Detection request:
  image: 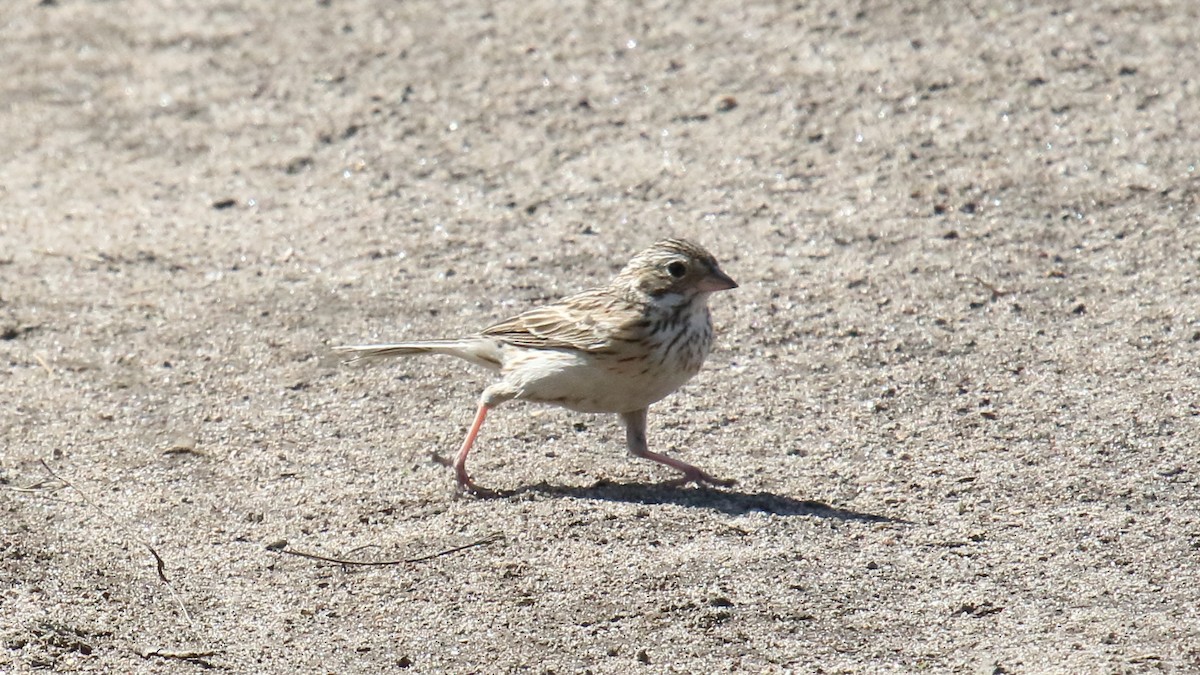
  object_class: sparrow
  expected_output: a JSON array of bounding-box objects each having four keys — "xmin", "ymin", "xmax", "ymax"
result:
[{"xmin": 334, "ymin": 238, "xmax": 738, "ymax": 494}]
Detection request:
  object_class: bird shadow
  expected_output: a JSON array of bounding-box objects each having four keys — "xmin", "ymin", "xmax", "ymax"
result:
[{"xmin": 496, "ymin": 480, "xmax": 909, "ymax": 524}]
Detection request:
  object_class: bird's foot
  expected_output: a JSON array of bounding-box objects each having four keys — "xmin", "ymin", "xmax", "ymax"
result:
[
  {"xmin": 661, "ymin": 468, "xmax": 736, "ymax": 489},
  {"xmin": 455, "ymin": 475, "xmax": 502, "ymax": 499}
]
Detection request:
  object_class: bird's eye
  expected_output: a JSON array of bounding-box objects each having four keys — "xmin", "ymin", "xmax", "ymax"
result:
[{"xmin": 666, "ymin": 261, "xmax": 687, "ymax": 278}]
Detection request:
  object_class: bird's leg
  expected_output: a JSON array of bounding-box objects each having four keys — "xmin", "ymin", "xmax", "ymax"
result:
[
  {"xmin": 620, "ymin": 408, "xmax": 735, "ymax": 488},
  {"xmin": 454, "ymin": 402, "xmax": 494, "ymax": 495}
]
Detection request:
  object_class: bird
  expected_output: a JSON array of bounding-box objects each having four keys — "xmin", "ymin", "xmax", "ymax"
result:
[{"xmin": 333, "ymin": 238, "xmax": 738, "ymax": 495}]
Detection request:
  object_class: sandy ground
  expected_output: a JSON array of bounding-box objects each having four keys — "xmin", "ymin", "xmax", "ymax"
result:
[{"xmin": 2, "ymin": 0, "xmax": 1199, "ymax": 672}]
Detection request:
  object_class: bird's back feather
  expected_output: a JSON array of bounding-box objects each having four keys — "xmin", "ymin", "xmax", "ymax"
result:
[{"xmin": 481, "ymin": 287, "xmax": 646, "ymax": 353}]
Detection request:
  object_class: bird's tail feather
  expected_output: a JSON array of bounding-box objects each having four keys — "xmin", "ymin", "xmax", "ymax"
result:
[{"xmin": 331, "ymin": 339, "xmax": 501, "ymax": 370}]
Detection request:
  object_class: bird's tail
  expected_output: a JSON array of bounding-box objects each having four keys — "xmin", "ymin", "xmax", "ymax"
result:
[{"xmin": 331, "ymin": 338, "xmax": 502, "ymax": 370}]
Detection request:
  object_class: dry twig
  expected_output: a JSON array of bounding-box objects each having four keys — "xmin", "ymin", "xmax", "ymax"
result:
[
  {"xmin": 971, "ymin": 275, "xmax": 1011, "ymax": 298},
  {"xmin": 33, "ymin": 353, "xmax": 54, "ymax": 376},
  {"xmin": 270, "ymin": 534, "xmax": 504, "ymax": 568},
  {"xmin": 35, "ymin": 460, "xmax": 191, "ymax": 622},
  {"xmin": 137, "ymin": 646, "xmax": 219, "ymax": 667}
]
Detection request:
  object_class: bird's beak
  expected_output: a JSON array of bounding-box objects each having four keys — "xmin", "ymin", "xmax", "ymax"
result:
[{"xmin": 697, "ymin": 267, "xmax": 738, "ymax": 292}]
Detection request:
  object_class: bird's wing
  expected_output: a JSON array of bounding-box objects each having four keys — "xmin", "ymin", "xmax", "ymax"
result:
[{"xmin": 481, "ymin": 289, "xmax": 644, "ymax": 353}]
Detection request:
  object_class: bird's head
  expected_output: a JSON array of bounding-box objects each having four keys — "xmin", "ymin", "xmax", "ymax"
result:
[{"xmin": 615, "ymin": 238, "xmax": 737, "ymax": 301}]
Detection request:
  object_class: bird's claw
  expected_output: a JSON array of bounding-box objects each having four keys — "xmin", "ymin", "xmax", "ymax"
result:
[
  {"xmin": 662, "ymin": 470, "xmax": 736, "ymax": 489},
  {"xmin": 456, "ymin": 479, "xmax": 502, "ymax": 499}
]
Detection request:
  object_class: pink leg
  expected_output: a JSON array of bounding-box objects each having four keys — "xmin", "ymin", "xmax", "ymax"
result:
[
  {"xmin": 454, "ymin": 403, "xmax": 490, "ymax": 493},
  {"xmin": 620, "ymin": 409, "xmax": 735, "ymax": 487},
  {"xmin": 635, "ymin": 447, "xmax": 736, "ymax": 487}
]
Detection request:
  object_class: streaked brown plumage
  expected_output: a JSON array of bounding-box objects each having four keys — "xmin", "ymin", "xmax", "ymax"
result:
[{"xmin": 334, "ymin": 238, "xmax": 737, "ymax": 494}]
